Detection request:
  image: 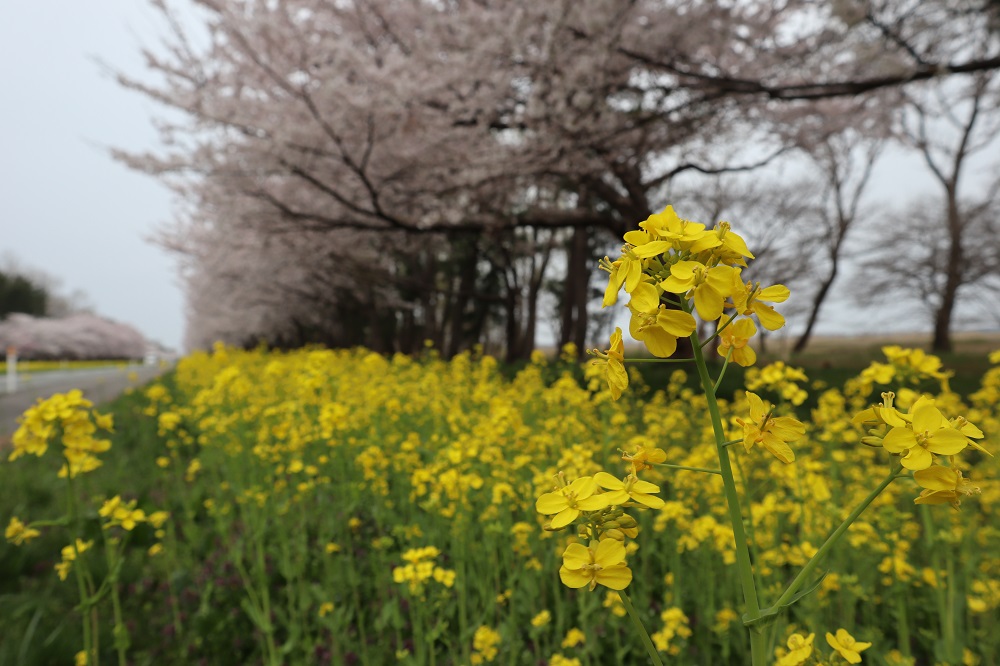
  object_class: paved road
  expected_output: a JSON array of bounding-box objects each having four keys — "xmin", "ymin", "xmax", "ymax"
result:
[{"xmin": 0, "ymin": 365, "xmax": 169, "ymax": 437}]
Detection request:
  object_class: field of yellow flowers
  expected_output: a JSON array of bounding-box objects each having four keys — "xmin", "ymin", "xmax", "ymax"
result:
[{"xmin": 2, "ymin": 342, "xmax": 998, "ymax": 666}]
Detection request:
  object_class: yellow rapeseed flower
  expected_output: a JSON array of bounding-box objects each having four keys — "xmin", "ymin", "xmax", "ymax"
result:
[
  {"xmin": 5, "ymin": 516, "xmax": 41, "ymax": 546},
  {"xmin": 536, "ymin": 476, "xmax": 608, "ymax": 529},
  {"xmin": 530, "ymin": 610, "xmax": 552, "ymax": 627},
  {"xmin": 913, "ymin": 466, "xmax": 981, "ymax": 509},
  {"xmin": 590, "ymin": 328, "xmax": 628, "ymax": 400},
  {"xmin": 558, "ymin": 539, "xmax": 632, "ymax": 591},
  {"xmin": 470, "ymin": 625, "xmax": 501, "ymax": 664},
  {"xmin": 717, "ymin": 316, "xmax": 757, "ymax": 367},
  {"xmin": 659, "ymin": 260, "xmax": 738, "ymax": 321},
  {"xmin": 777, "ymin": 632, "xmax": 814, "ymax": 666},
  {"xmin": 735, "ymin": 392, "xmax": 805, "ymax": 463},
  {"xmin": 881, "ymin": 397, "xmax": 969, "ymax": 470},
  {"xmin": 729, "ymin": 279, "xmax": 789, "ymax": 330},
  {"xmin": 627, "ymin": 305, "xmax": 697, "ymax": 358},
  {"xmin": 561, "ymin": 628, "xmax": 586, "ymax": 648},
  {"xmin": 593, "ymin": 472, "xmax": 665, "ymax": 509},
  {"xmin": 825, "ymin": 629, "xmax": 871, "ymax": 664},
  {"xmin": 548, "ymin": 655, "xmax": 582, "ymax": 666},
  {"xmin": 99, "ymin": 496, "xmax": 147, "ymax": 531}
]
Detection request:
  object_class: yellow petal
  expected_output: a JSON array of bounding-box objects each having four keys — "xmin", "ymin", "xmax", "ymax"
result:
[
  {"xmin": 535, "ymin": 492, "xmax": 569, "ymax": 515},
  {"xmin": 561, "ymin": 543, "xmax": 591, "ymax": 569},
  {"xmin": 753, "ymin": 303, "xmax": 785, "ymax": 330},
  {"xmin": 638, "ymin": 327, "xmax": 678, "ymax": 358},
  {"xmin": 559, "ymin": 565, "xmax": 593, "ymax": 589},
  {"xmin": 656, "ymin": 310, "xmax": 697, "ymax": 337},
  {"xmin": 593, "ymin": 538, "xmax": 627, "ymax": 566},
  {"xmin": 624, "ymin": 260, "xmax": 643, "ymax": 293},
  {"xmin": 628, "ymin": 282, "xmax": 660, "ymax": 313},
  {"xmin": 659, "ymin": 275, "xmax": 691, "ymax": 294},
  {"xmin": 631, "ymin": 241, "xmax": 672, "ymax": 258},
  {"xmin": 901, "ymin": 446, "xmax": 933, "ymax": 470},
  {"xmin": 623, "ymin": 230, "xmax": 650, "ymax": 246},
  {"xmin": 693, "ymin": 284, "xmax": 725, "ymax": 321},
  {"xmin": 550, "ymin": 507, "xmax": 580, "ymax": 529},
  {"xmin": 881, "ymin": 427, "xmax": 916, "ymax": 453},
  {"xmin": 758, "ymin": 285, "xmax": 790, "ymax": 303},
  {"xmin": 745, "ymin": 392, "xmax": 765, "ymax": 423},
  {"xmin": 595, "ymin": 564, "xmax": 633, "ymax": 590},
  {"xmin": 912, "ymin": 404, "xmax": 945, "ymax": 433},
  {"xmin": 631, "ymin": 493, "xmax": 665, "ymax": 509},
  {"xmin": 926, "ymin": 429, "xmax": 968, "ymax": 455},
  {"xmin": 762, "ymin": 436, "xmax": 795, "ymax": 463},
  {"xmin": 630, "ymin": 478, "xmax": 661, "ymax": 494},
  {"xmin": 593, "ymin": 472, "xmax": 623, "ymax": 491},
  {"xmin": 913, "ymin": 465, "xmax": 958, "ymax": 490},
  {"xmin": 568, "ymin": 476, "xmax": 599, "ymax": 498}
]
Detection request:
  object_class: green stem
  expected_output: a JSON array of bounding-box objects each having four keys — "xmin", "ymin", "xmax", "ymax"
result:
[
  {"xmin": 772, "ymin": 463, "xmax": 901, "ymax": 609},
  {"xmin": 749, "ymin": 628, "xmax": 770, "ymax": 666},
  {"xmin": 655, "ymin": 462, "xmax": 722, "ymax": 475},
  {"xmin": 896, "ymin": 594, "xmax": 911, "ymax": 657},
  {"xmin": 945, "ymin": 548, "xmax": 958, "ymax": 660},
  {"xmin": 618, "ymin": 589, "xmax": 664, "ymax": 666},
  {"xmin": 713, "ymin": 347, "xmax": 733, "ymax": 395},
  {"xmin": 622, "ymin": 357, "xmax": 694, "ymax": 364},
  {"xmin": 690, "ymin": 332, "xmax": 762, "ymax": 621},
  {"xmin": 65, "ymin": 471, "xmax": 95, "ymax": 665},
  {"xmin": 106, "ymin": 537, "xmax": 129, "ymax": 666}
]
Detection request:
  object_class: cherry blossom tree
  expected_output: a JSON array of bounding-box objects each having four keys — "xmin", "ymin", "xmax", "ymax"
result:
[
  {"xmin": 117, "ymin": 0, "xmax": 1000, "ymax": 354},
  {"xmin": 0, "ymin": 313, "xmax": 147, "ymax": 360}
]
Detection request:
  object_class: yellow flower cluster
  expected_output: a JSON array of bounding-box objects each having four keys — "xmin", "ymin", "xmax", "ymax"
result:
[
  {"xmin": 535, "ymin": 464, "xmax": 665, "ymax": 591},
  {"xmin": 735, "ymin": 391, "xmax": 807, "ymax": 463},
  {"xmin": 9, "ymin": 390, "xmax": 114, "ymax": 478},
  {"xmin": 99, "ymin": 495, "xmax": 148, "ymax": 531},
  {"xmin": 117, "ymin": 341, "xmax": 998, "ymax": 663},
  {"xmin": 774, "ymin": 628, "xmax": 871, "ymax": 665},
  {"xmin": 847, "ymin": 345, "xmax": 953, "ymax": 398},
  {"xmin": 391, "ymin": 545, "xmax": 456, "ymax": 593},
  {"xmin": 55, "ymin": 539, "xmax": 93, "ymax": 581},
  {"xmin": 470, "ymin": 625, "xmax": 501, "ymax": 664},
  {"xmin": 854, "ymin": 392, "xmax": 986, "ymax": 507},
  {"xmin": 594, "ymin": 206, "xmax": 789, "ymax": 398},
  {"xmin": 4, "ymin": 516, "xmax": 41, "ymax": 546},
  {"xmin": 651, "ymin": 606, "xmax": 691, "ymax": 655},
  {"xmin": 745, "ymin": 361, "xmax": 809, "ymax": 406}
]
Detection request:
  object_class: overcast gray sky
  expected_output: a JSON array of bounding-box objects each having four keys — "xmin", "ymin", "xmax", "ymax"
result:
[
  {"xmin": 1, "ymin": 2, "xmax": 182, "ymax": 351},
  {"xmin": 1, "ymin": 3, "xmax": 994, "ymax": 355}
]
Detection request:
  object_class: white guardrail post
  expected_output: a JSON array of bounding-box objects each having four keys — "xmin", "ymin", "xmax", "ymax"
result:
[{"xmin": 5, "ymin": 346, "xmax": 16, "ymax": 394}]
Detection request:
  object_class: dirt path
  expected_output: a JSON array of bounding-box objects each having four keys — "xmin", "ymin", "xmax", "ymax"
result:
[{"xmin": 0, "ymin": 365, "xmax": 168, "ymax": 438}]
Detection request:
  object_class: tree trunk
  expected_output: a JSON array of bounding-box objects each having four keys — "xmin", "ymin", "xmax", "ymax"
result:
[
  {"xmin": 932, "ymin": 194, "xmax": 963, "ymax": 353},
  {"xmin": 504, "ymin": 291, "xmax": 522, "ymax": 363},
  {"xmin": 792, "ymin": 264, "xmax": 838, "ymax": 354},
  {"xmin": 559, "ymin": 227, "xmax": 589, "ymax": 352},
  {"xmin": 445, "ymin": 240, "xmax": 478, "ymax": 357}
]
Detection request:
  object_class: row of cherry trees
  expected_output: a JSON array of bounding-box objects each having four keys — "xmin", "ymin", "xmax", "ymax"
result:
[
  {"xmin": 119, "ymin": 0, "xmax": 1000, "ymax": 356},
  {"xmin": 0, "ymin": 314, "xmax": 148, "ymax": 361}
]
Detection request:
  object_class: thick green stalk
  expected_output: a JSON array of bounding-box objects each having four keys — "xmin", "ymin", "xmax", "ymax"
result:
[
  {"xmin": 690, "ymin": 335, "xmax": 762, "ymax": 621},
  {"xmin": 618, "ymin": 589, "xmax": 664, "ymax": 666}
]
